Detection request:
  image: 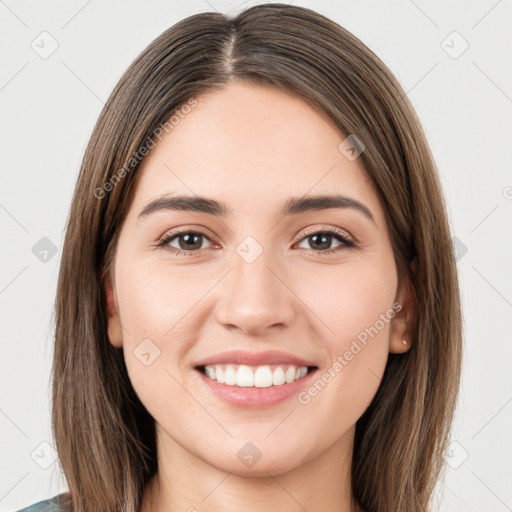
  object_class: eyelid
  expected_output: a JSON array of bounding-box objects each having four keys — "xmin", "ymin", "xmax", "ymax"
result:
[
  {"xmin": 156, "ymin": 225, "xmax": 218, "ymax": 245},
  {"xmin": 294, "ymin": 224, "xmax": 353, "ymax": 244}
]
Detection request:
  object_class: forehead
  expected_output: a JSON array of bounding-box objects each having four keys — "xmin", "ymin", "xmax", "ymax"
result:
[{"xmin": 130, "ymin": 82, "xmax": 382, "ymax": 221}]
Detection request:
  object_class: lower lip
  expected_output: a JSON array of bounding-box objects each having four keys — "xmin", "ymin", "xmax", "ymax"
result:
[{"xmin": 195, "ymin": 367, "xmax": 318, "ymax": 409}]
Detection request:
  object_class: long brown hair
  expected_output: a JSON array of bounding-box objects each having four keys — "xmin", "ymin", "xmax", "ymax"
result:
[{"xmin": 51, "ymin": 4, "xmax": 463, "ymax": 511}]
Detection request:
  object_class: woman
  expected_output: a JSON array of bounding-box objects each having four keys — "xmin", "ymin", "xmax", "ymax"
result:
[{"xmin": 18, "ymin": 3, "xmax": 462, "ymax": 511}]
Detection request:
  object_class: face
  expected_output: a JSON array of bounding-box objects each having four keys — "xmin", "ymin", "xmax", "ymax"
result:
[{"xmin": 105, "ymin": 82, "xmax": 413, "ymax": 476}]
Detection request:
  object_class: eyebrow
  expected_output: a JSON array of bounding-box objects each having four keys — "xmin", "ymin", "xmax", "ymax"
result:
[{"xmin": 137, "ymin": 194, "xmax": 376, "ymax": 224}]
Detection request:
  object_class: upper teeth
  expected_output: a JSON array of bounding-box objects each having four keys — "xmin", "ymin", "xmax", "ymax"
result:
[{"xmin": 203, "ymin": 364, "xmax": 309, "ymax": 387}]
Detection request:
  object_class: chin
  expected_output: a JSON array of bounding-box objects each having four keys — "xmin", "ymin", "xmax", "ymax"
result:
[{"xmin": 199, "ymin": 440, "xmax": 309, "ymax": 477}]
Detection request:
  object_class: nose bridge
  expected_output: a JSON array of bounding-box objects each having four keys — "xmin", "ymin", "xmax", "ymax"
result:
[{"xmin": 215, "ymin": 237, "xmax": 295, "ymax": 335}]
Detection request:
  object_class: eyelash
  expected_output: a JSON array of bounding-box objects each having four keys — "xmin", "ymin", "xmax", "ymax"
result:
[{"xmin": 155, "ymin": 225, "xmax": 356, "ymax": 257}]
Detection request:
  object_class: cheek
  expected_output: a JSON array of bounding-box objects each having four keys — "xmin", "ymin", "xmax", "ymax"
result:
[
  {"xmin": 115, "ymin": 258, "xmax": 201, "ymax": 339},
  {"xmin": 299, "ymin": 257, "xmax": 397, "ymax": 348},
  {"xmin": 112, "ymin": 258, "xmax": 193, "ymax": 376},
  {"xmin": 292, "ymin": 259, "xmax": 396, "ymax": 414},
  {"xmin": 114, "ymin": 260, "xmax": 203, "ymax": 427}
]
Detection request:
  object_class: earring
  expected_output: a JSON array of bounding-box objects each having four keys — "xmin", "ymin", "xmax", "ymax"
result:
[{"xmin": 402, "ymin": 339, "xmax": 407, "ymax": 345}]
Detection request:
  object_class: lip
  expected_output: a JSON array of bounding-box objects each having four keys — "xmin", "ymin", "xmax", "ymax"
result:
[
  {"xmin": 195, "ymin": 365, "xmax": 319, "ymax": 409},
  {"xmin": 193, "ymin": 349, "xmax": 317, "ymax": 368}
]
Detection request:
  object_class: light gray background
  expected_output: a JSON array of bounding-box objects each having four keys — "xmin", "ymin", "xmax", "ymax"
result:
[{"xmin": 1, "ymin": 0, "xmax": 511, "ymax": 510}]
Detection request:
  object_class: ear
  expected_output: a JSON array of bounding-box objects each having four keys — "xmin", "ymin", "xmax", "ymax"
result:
[
  {"xmin": 389, "ymin": 259, "xmax": 417, "ymax": 354},
  {"xmin": 104, "ymin": 276, "xmax": 124, "ymax": 348}
]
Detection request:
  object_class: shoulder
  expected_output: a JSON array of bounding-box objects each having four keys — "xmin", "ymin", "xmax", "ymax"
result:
[{"xmin": 14, "ymin": 493, "xmax": 72, "ymax": 512}]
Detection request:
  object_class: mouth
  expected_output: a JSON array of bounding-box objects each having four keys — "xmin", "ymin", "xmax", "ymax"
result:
[
  {"xmin": 192, "ymin": 349, "xmax": 319, "ymax": 408},
  {"xmin": 194, "ymin": 363, "xmax": 319, "ymax": 408},
  {"xmin": 195, "ymin": 363, "xmax": 318, "ymax": 388}
]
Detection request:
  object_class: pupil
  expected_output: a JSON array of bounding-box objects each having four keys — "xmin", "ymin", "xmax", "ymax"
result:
[
  {"xmin": 311, "ymin": 233, "xmax": 330, "ymax": 250},
  {"xmin": 180, "ymin": 233, "xmax": 201, "ymax": 250}
]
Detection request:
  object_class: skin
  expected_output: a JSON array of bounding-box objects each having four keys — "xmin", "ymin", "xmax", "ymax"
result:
[{"xmin": 105, "ymin": 82, "xmax": 415, "ymax": 512}]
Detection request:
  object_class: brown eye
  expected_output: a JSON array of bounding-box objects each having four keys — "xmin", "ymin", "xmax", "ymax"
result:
[
  {"xmin": 157, "ymin": 230, "xmax": 214, "ymax": 255},
  {"xmin": 295, "ymin": 227, "xmax": 355, "ymax": 254},
  {"xmin": 173, "ymin": 232, "xmax": 206, "ymax": 251}
]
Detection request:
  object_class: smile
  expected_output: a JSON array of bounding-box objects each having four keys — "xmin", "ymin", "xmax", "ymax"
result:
[{"xmin": 198, "ymin": 363, "xmax": 316, "ymax": 388}]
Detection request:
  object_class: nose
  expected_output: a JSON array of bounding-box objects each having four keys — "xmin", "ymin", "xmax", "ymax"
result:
[{"xmin": 214, "ymin": 247, "xmax": 296, "ymax": 337}]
